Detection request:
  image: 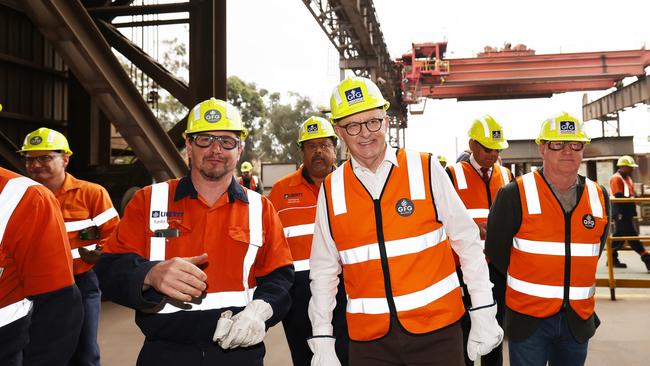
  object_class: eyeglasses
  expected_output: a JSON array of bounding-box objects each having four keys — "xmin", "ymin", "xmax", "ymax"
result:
[
  {"xmin": 302, "ymin": 141, "xmax": 334, "ymax": 152},
  {"xmin": 546, "ymin": 141, "xmax": 585, "ymax": 152},
  {"xmin": 190, "ymin": 134, "xmax": 239, "ymax": 150},
  {"xmin": 24, "ymin": 154, "xmax": 60, "ymax": 165},
  {"xmin": 338, "ymin": 117, "xmax": 384, "ymax": 136}
]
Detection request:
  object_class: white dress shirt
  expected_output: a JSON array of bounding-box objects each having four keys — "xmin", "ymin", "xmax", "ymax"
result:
[
  {"xmin": 469, "ymin": 154, "xmax": 492, "ymax": 178},
  {"xmin": 308, "ymin": 146, "xmax": 494, "ymax": 336}
]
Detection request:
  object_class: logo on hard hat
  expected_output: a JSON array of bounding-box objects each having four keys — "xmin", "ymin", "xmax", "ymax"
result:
[
  {"xmin": 345, "ymin": 87, "xmax": 364, "ymax": 105},
  {"xmin": 582, "ymin": 214, "xmax": 595, "ymax": 229},
  {"xmin": 29, "ymin": 136, "xmax": 43, "ymax": 146},
  {"xmin": 204, "ymin": 109, "xmax": 222, "ymax": 123},
  {"xmin": 307, "ymin": 123, "xmax": 319, "ymax": 134},
  {"xmin": 492, "ymin": 130, "xmax": 502, "ymax": 140},
  {"xmin": 395, "ymin": 198, "xmax": 415, "ymax": 217},
  {"xmin": 559, "ymin": 121, "xmax": 576, "ymax": 134}
]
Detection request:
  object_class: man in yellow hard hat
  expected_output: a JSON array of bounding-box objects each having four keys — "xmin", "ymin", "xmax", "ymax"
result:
[
  {"xmin": 268, "ymin": 116, "xmax": 349, "ymax": 366},
  {"xmin": 238, "ymin": 161, "xmax": 264, "ymax": 194},
  {"xmin": 18, "ymin": 127, "xmax": 120, "ymax": 366},
  {"xmin": 308, "ymin": 76, "xmax": 502, "ymax": 365},
  {"xmin": 486, "ymin": 112, "xmax": 610, "ymax": 366},
  {"xmin": 446, "ymin": 116, "xmax": 513, "ymax": 366},
  {"xmin": 95, "ymin": 98, "xmax": 294, "ymax": 365},
  {"xmin": 609, "ymin": 155, "xmax": 650, "ymax": 270}
]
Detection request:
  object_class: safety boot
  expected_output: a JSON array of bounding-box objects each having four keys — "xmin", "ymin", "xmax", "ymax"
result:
[
  {"xmin": 641, "ymin": 254, "xmax": 650, "ymax": 272},
  {"xmin": 612, "ymin": 257, "xmax": 627, "ymax": 268}
]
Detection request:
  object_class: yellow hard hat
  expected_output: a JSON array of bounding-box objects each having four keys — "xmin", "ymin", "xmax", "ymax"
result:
[
  {"xmin": 240, "ymin": 161, "xmax": 253, "ymax": 172},
  {"xmin": 437, "ymin": 155, "xmax": 447, "ymax": 163},
  {"xmin": 468, "ymin": 115, "xmax": 509, "ymax": 150},
  {"xmin": 330, "ymin": 76, "xmax": 390, "ymax": 121},
  {"xmin": 18, "ymin": 127, "xmax": 73, "ymax": 155},
  {"xmin": 298, "ymin": 116, "xmax": 337, "ymax": 145},
  {"xmin": 617, "ymin": 155, "xmax": 638, "ymax": 168},
  {"xmin": 535, "ymin": 112, "xmax": 590, "ymax": 144},
  {"xmin": 184, "ymin": 98, "xmax": 248, "ymax": 140},
  {"xmin": 0, "ymin": 103, "xmax": 3, "ymax": 112}
]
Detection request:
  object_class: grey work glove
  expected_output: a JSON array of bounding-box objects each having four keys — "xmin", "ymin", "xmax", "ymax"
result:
[
  {"xmin": 467, "ymin": 302, "xmax": 504, "ymax": 361},
  {"xmin": 212, "ymin": 310, "xmax": 233, "ymax": 343},
  {"xmin": 218, "ymin": 300, "xmax": 273, "ymax": 349},
  {"xmin": 308, "ymin": 337, "xmax": 341, "ymax": 366}
]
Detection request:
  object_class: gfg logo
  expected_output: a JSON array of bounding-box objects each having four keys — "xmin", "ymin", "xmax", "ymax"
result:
[
  {"xmin": 582, "ymin": 214, "xmax": 595, "ymax": 229},
  {"xmin": 204, "ymin": 109, "xmax": 222, "ymax": 123},
  {"xmin": 559, "ymin": 121, "xmax": 576, "ymax": 134},
  {"xmin": 29, "ymin": 136, "xmax": 42, "ymax": 145},
  {"xmin": 492, "ymin": 130, "xmax": 502, "ymax": 140},
  {"xmin": 345, "ymin": 87, "xmax": 364, "ymax": 105},
  {"xmin": 307, "ymin": 123, "xmax": 319, "ymax": 134},
  {"xmin": 395, "ymin": 198, "xmax": 414, "ymax": 217}
]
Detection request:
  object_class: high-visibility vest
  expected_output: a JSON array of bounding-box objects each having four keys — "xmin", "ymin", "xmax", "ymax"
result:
[
  {"xmin": 238, "ymin": 175, "xmax": 259, "ymax": 191},
  {"xmin": 147, "ymin": 182, "xmax": 264, "ymax": 314},
  {"xmin": 268, "ymin": 167, "xmax": 318, "ymax": 272},
  {"xmin": 448, "ymin": 161, "xmax": 511, "ymax": 225},
  {"xmin": 0, "ymin": 177, "xmax": 38, "ymax": 328},
  {"xmin": 324, "ymin": 149, "xmax": 464, "ymax": 341},
  {"xmin": 507, "ymin": 171, "xmax": 607, "ymax": 320},
  {"xmin": 610, "ymin": 172, "xmax": 634, "ymax": 198}
]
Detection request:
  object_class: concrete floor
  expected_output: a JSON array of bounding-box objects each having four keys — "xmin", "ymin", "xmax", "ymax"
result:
[{"xmin": 98, "ymin": 251, "xmax": 650, "ymax": 365}]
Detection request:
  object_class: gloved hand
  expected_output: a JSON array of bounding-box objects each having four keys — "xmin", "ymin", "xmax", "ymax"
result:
[
  {"xmin": 308, "ymin": 337, "xmax": 341, "ymax": 366},
  {"xmin": 467, "ymin": 302, "xmax": 503, "ymax": 361},
  {"xmin": 212, "ymin": 310, "xmax": 233, "ymax": 343},
  {"xmin": 218, "ymin": 300, "xmax": 273, "ymax": 349}
]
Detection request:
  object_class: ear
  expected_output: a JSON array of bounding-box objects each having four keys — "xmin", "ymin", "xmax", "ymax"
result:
[{"xmin": 61, "ymin": 154, "xmax": 70, "ymax": 168}]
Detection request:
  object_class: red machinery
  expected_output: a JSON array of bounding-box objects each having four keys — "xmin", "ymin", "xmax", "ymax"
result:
[{"xmin": 397, "ymin": 42, "xmax": 650, "ymax": 110}]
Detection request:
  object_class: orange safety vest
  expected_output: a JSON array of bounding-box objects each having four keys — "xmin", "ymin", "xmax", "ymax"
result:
[
  {"xmin": 448, "ymin": 161, "xmax": 512, "ymax": 226},
  {"xmin": 323, "ymin": 149, "xmax": 464, "ymax": 341},
  {"xmin": 268, "ymin": 166, "xmax": 319, "ymax": 272},
  {"xmin": 507, "ymin": 171, "xmax": 607, "ymax": 320},
  {"xmin": 609, "ymin": 172, "xmax": 634, "ymax": 197},
  {"xmin": 238, "ymin": 175, "xmax": 259, "ymax": 192}
]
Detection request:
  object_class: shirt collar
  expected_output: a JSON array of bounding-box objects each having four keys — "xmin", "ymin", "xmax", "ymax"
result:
[
  {"xmin": 58, "ymin": 173, "xmax": 82, "ymax": 193},
  {"xmin": 469, "ymin": 154, "xmax": 491, "ymax": 173},
  {"xmin": 350, "ymin": 146, "xmax": 398, "ymax": 172},
  {"xmin": 174, "ymin": 175, "xmax": 248, "ymax": 204}
]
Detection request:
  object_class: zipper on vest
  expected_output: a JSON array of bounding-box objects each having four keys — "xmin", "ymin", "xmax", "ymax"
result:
[
  {"xmin": 563, "ymin": 211, "xmax": 572, "ymax": 308},
  {"xmin": 373, "ymin": 199, "xmax": 398, "ymax": 318}
]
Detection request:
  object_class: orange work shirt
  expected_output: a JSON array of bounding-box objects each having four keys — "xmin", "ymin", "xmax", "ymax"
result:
[
  {"xmin": 268, "ymin": 165, "xmax": 321, "ymax": 272},
  {"xmin": 55, "ymin": 173, "xmax": 119, "ymax": 275},
  {"xmin": 0, "ymin": 167, "xmax": 74, "ymax": 316}
]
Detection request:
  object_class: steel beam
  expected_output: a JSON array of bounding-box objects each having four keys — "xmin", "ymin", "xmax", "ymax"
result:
[
  {"xmin": 583, "ymin": 76, "xmax": 650, "ymax": 122},
  {"xmin": 112, "ymin": 18, "xmax": 189, "ymax": 28},
  {"xmin": 86, "ymin": 2, "xmax": 190, "ymax": 17},
  {"xmin": 189, "ymin": 0, "xmax": 226, "ymax": 103},
  {"xmin": 96, "ymin": 19, "xmax": 190, "ymax": 107},
  {"xmin": 22, "ymin": 0, "xmax": 187, "ymax": 181},
  {"xmin": 0, "ymin": 130, "xmax": 27, "ymax": 174}
]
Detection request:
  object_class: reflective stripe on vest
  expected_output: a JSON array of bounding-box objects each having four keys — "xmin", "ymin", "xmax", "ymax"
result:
[
  {"xmin": 0, "ymin": 177, "xmax": 38, "ymax": 327},
  {"xmin": 64, "ymin": 207, "xmax": 119, "ymax": 233},
  {"xmin": 467, "ymin": 208, "xmax": 490, "ymax": 219},
  {"xmin": 452, "ymin": 162, "xmax": 468, "ymax": 190},
  {"xmin": 0, "ymin": 298, "xmax": 33, "ymax": 328},
  {"xmin": 347, "ymin": 272, "xmax": 460, "ymax": 314},
  {"xmin": 332, "ymin": 150, "xmax": 427, "ymax": 216},
  {"xmin": 513, "ymin": 238, "xmax": 600, "ymax": 257},
  {"xmin": 71, "ymin": 244, "xmax": 98, "ymax": 259},
  {"xmin": 339, "ymin": 227, "xmax": 447, "ymax": 265},
  {"xmin": 294, "ymin": 259, "xmax": 310, "ymax": 272},
  {"xmin": 507, "ymin": 275, "xmax": 595, "ymax": 300},
  {"xmin": 283, "ymin": 223, "xmax": 315, "ymax": 238},
  {"xmin": 148, "ymin": 185, "xmax": 264, "ymax": 312},
  {"xmin": 499, "ymin": 166, "xmax": 511, "ymax": 185},
  {"xmin": 522, "ymin": 173, "xmax": 603, "ymax": 218}
]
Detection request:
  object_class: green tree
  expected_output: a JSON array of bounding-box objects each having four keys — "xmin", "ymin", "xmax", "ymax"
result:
[{"xmin": 226, "ymin": 76, "xmax": 266, "ymax": 163}]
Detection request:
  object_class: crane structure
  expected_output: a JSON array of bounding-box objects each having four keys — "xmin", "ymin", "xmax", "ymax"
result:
[{"xmin": 397, "ymin": 41, "xmax": 650, "ymax": 109}]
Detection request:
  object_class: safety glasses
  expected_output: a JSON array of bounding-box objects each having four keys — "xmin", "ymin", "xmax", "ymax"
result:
[
  {"xmin": 546, "ymin": 141, "xmax": 585, "ymax": 152},
  {"xmin": 190, "ymin": 134, "xmax": 239, "ymax": 150},
  {"xmin": 24, "ymin": 154, "xmax": 61, "ymax": 165},
  {"xmin": 339, "ymin": 117, "xmax": 384, "ymax": 136}
]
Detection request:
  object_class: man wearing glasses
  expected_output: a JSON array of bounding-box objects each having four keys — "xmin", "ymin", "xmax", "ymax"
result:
[
  {"xmin": 308, "ymin": 76, "xmax": 502, "ymax": 365},
  {"xmin": 485, "ymin": 113, "xmax": 610, "ymax": 366},
  {"xmin": 446, "ymin": 116, "xmax": 512, "ymax": 366},
  {"xmin": 95, "ymin": 98, "xmax": 294, "ymax": 365},
  {"xmin": 18, "ymin": 127, "xmax": 119, "ymax": 366},
  {"xmin": 268, "ymin": 116, "xmax": 349, "ymax": 365}
]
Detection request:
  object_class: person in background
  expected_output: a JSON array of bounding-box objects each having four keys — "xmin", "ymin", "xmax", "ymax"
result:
[
  {"xmin": 486, "ymin": 112, "xmax": 610, "ymax": 366},
  {"xmin": 0, "ymin": 166, "xmax": 82, "ymax": 365},
  {"xmin": 308, "ymin": 76, "xmax": 502, "ymax": 366},
  {"xmin": 268, "ymin": 116, "xmax": 349, "ymax": 365},
  {"xmin": 437, "ymin": 154, "xmax": 448, "ymax": 168},
  {"xmin": 95, "ymin": 98, "xmax": 294, "ymax": 366},
  {"xmin": 19, "ymin": 127, "xmax": 119, "ymax": 366},
  {"xmin": 609, "ymin": 155, "xmax": 650, "ymax": 270},
  {"xmin": 446, "ymin": 115, "xmax": 512, "ymax": 366},
  {"xmin": 239, "ymin": 161, "xmax": 264, "ymax": 194}
]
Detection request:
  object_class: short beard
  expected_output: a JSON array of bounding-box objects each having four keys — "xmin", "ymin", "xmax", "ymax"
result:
[{"xmin": 198, "ymin": 167, "xmax": 229, "ymax": 181}]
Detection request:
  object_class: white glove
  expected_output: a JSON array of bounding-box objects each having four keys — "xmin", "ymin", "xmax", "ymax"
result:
[
  {"xmin": 212, "ymin": 310, "xmax": 233, "ymax": 343},
  {"xmin": 308, "ymin": 337, "xmax": 341, "ymax": 366},
  {"xmin": 218, "ymin": 300, "xmax": 273, "ymax": 349},
  {"xmin": 467, "ymin": 303, "xmax": 504, "ymax": 361}
]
